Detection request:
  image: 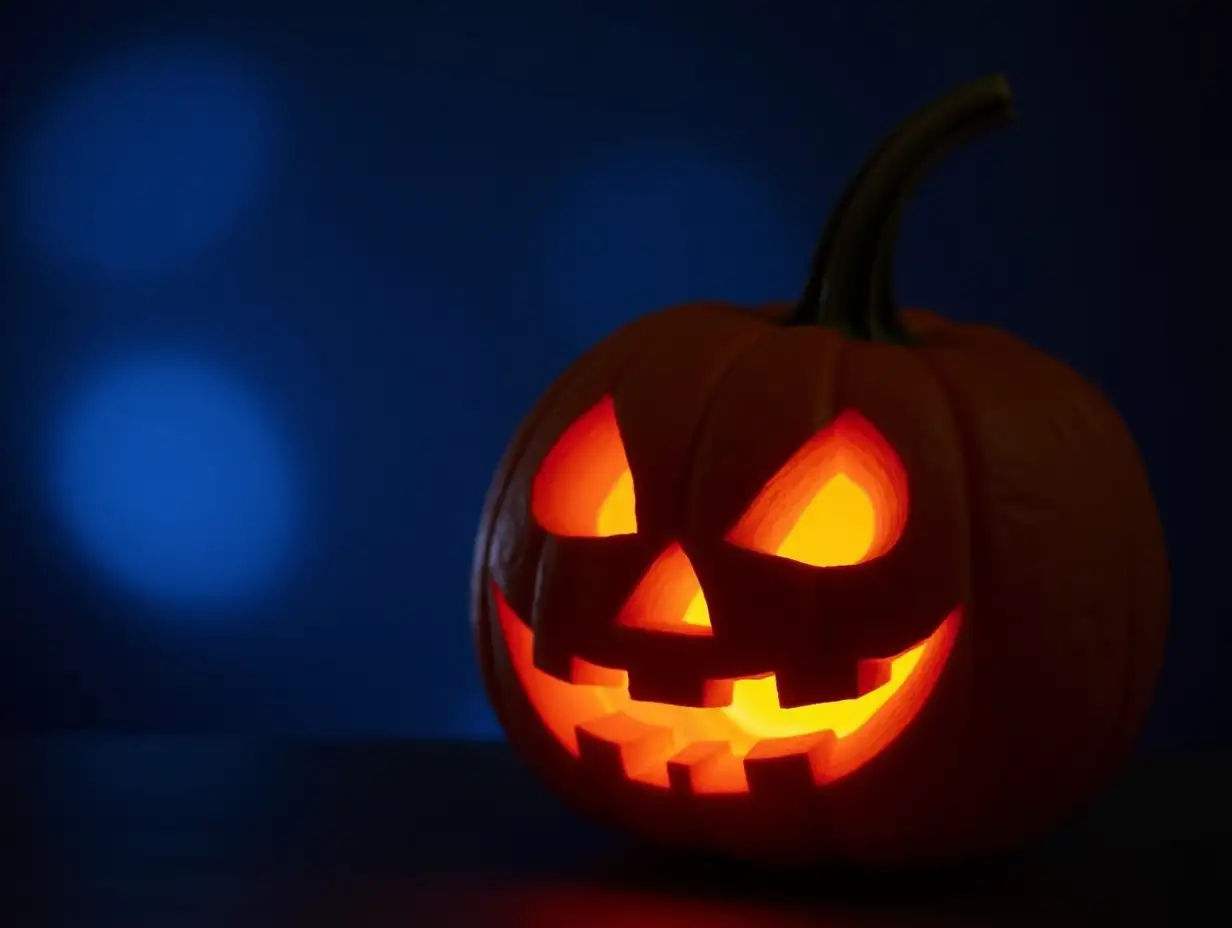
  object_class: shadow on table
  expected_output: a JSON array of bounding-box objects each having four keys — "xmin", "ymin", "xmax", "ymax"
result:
[
  {"xmin": 305, "ymin": 792, "xmax": 1223, "ymax": 927},
  {"xmin": 13, "ymin": 740, "xmax": 1222, "ymax": 927},
  {"xmin": 310, "ymin": 841, "xmax": 1098, "ymax": 927}
]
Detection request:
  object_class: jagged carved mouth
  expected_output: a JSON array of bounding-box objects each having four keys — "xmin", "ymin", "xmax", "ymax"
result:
[{"xmin": 491, "ymin": 585, "xmax": 961, "ymax": 796}]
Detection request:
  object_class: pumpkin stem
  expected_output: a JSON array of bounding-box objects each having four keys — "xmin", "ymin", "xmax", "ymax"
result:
[{"xmin": 786, "ymin": 74, "xmax": 1016, "ymax": 342}]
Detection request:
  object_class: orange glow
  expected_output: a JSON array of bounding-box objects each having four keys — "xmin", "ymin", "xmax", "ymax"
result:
[
  {"xmin": 727, "ymin": 410, "xmax": 908, "ymax": 567},
  {"xmin": 492, "ymin": 585, "xmax": 960, "ymax": 794},
  {"xmin": 532, "ymin": 396, "xmax": 638, "ymax": 537},
  {"xmin": 617, "ymin": 543, "xmax": 712, "ymax": 636}
]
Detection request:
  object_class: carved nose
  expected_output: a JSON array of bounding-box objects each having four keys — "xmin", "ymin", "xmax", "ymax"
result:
[{"xmin": 617, "ymin": 542, "xmax": 713, "ymax": 637}]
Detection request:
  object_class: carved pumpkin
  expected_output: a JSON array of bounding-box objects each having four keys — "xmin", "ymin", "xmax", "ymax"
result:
[{"xmin": 471, "ymin": 75, "xmax": 1169, "ymax": 866}]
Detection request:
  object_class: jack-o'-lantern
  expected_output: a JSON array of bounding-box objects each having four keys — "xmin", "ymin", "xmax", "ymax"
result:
[{"xmin": 471, "ymin": 74, "xmax": 1169, "ymax": 866}]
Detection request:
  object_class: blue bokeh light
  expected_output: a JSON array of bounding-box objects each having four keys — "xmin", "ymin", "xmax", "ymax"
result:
[
  {"xmin": 9, "ymin": 41, "xmax": 276, "ymax": 283},
  {"xmin": 543, "ymin": 140, "xmax": 803, "ymax": 348},
  {"xmin": 49, "ymin": 353, "xmax": 299, "ymax": 611}
]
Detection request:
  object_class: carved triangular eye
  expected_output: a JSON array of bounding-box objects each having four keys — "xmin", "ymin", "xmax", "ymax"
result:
[
  {"xmin": 532, "ymin": 396, "xmax": 638, "ymax": 537},
  {"xmin": 726, "ymin": 411, "xmax": 908, "ymax": 567}
]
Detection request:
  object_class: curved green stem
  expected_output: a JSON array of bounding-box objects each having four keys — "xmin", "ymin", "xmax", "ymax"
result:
[{"xmin": 786, "ymin": 74, "xmax": 1017, "ymax": 342}]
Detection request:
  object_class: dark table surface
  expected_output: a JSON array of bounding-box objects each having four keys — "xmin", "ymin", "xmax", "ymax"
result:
[{"xmin": 3, "ymin": 738, "xmax": 1227, "ymax": 926}]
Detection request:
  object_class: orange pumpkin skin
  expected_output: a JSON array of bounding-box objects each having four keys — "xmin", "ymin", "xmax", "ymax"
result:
[
  {"xmin": 470, "ymin": 77, "xmax": 1169, "ymax": 866},
  {"xmin": 472, "ymin": 303, "xmax": 1167, "ymax": 865}
]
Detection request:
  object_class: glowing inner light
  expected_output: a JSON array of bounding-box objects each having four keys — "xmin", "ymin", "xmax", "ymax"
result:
[
  {"xmin": 681, "ymin": 591, "xmax": 711, "ymax": 629},
  {"xmin": 776, "ymin": 473, "xmax": 875, "ymax": 567},
  {"xmin": 722, "ymin": 647, "xmax": 924, "ymax": 740},
  {"xmin": 492, "ymin": 586, "xmax": 959, "ymax": 794},
  {"xmin": 727, "ymin": 410, "xmax": 909, "ymax": 568},
  {"xmin": 508, "ymin": 405, "xmax": 951, "ymax": 793},
  {"xmin": 532, "ymin": 396, "xmax": 638, "ymax": 538},
  {"xmin": 595, "ymin": 467, "xmax": 637, "ymax": 537},
  {"xmin": 618, "ymin": 544, "xmax": 713, "ymax": 637}
]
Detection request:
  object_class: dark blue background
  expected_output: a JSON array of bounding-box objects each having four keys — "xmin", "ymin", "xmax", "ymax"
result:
[{"xmin": 1, "ymin": 0, "xmax": 1225, "ymax": 749}]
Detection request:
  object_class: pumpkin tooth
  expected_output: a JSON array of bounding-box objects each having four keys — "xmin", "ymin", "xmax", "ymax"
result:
[
  {"xmin": 575, "ymin": 712, "xmax": 676, "ymax": 787},
  {"xmin": 742, "ymin": 732, "xmax": 837, "ymax": 794},
  {"xmin": 569, "ymin": 657, "xmax": 625, "ymax": 687},
  {"xmin": 774, "ymin": 664, "xmax": 861, "ymax": 707},
  {"xmin": 667, "ymin": 742, "xmax": 747, "ymax": 796},
  {"xmin": 626, "ymin": 669, "xmax": 734, "ymax": 708},
  {"xmin": 857, "ymin": 657, "xmax": 895, "ymax": 696},
  {"xmin": 530, "ymin": 629, "xmax": 575, "ymax": 684}
]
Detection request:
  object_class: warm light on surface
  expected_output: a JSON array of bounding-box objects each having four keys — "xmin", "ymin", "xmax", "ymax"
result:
[
  {"xmin": 728, "ymin": 410, "xmax": 908, "ymax": 567},
  {"xmin": 491, "ymin": 585, "xmax": 959, "ymax": 794},
  {"xmin": 532, "ymin": 396, "xmax": 637, "ymax": 537}
]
